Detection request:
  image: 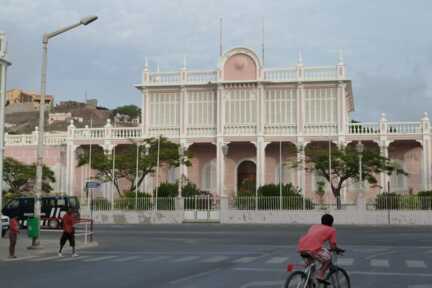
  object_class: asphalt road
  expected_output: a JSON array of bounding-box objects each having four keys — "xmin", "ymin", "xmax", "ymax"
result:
[{"xmin": 1, "ymin": 224, "xmax": 432, "ymax": 288}]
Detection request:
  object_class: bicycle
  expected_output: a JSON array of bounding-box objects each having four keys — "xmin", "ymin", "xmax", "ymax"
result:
[{"xmin": 284, "ymin": 248, "xmax": 351, "ymax": 288}]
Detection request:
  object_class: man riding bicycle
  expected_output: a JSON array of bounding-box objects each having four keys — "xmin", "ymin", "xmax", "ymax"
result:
[{"xmin": 297, "ymin": 214, "xmax": 344, "ymax": 285}]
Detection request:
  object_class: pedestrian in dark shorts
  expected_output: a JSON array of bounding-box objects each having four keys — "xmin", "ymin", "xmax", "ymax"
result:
[{"xmin": 58, "ymin": 208, "xmax": 78, "ymax": 257}]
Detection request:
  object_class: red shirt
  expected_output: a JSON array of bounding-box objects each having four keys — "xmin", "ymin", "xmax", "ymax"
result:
[
  {"xmin": 10, "ymin": 218, "xmax": 19, "ymax": 235},
  {"xmin": 298, "ymin": 224, "xmax": 337, "ymax": 252},
  {"xmin": 62, "ymin": 213, "xmax": 75, "ymax": 234}
]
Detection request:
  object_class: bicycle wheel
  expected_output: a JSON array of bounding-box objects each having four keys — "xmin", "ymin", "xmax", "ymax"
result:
[
  {"xmin": 284, "ymin": 271, "xmax": 308, "ymax": 288},
  {"xmin": 326, "ymin": 267, "xmax": 351, "ymax": 288}
]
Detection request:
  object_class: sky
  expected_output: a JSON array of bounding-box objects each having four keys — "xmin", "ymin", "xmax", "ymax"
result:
[{"xmin": 1, "ymin": 0, "xmax": 431, "ymax": 122}]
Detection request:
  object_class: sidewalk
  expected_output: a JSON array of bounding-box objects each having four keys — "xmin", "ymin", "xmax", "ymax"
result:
[{"xmin": 0, "ymin": 231, "xmax": 98, "ymax": 260}]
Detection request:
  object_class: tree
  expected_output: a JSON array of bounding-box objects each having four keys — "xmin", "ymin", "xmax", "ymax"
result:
[
  {"xmin": 304, "ymin": 144, "xmax": 406, "ymax": 209},
  {"xmin": 112, "ymin": 105, "xmax": 141, "ymax": 120},
  {"xmin": 77, "ymin": 137, "xmax": 191, "ymax": 197},
  {"xmin": 3, "ymin": 157, "xmax": 56, "ymax": 195}
]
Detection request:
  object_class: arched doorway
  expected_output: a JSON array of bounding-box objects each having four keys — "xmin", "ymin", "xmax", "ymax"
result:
[{"xmin": 237, "ymin": 160, "xmax": 256, "ymax": 193}]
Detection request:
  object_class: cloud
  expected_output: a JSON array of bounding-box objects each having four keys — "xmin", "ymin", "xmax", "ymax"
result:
[{"xmin": 0, "ymin": 0, "xmax": 431, "ymax": 120}]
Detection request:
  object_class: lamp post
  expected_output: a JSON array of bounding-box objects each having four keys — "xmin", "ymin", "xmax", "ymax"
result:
[
  {"xmin": 356, "ymin": 141, "xmax": 365, "ymax": 207},
  {"xmin": 154, "ymin": 135, "xmax": 161, "ymax": 210},
  {"xmin": 32, "ymin": 16, "xmax": 97, "ymax": 247},
  {"xmin": 0, "ymin": 32, "xmax": 11, "ymax": 211}
]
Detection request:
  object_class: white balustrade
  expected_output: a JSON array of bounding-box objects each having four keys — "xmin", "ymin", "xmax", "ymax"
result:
[
  {"xmin": 148, "ymin": 127, "xmax": 179, "ymax": 137},
  {"xmin": 304, "ymin": 123, "xmax": 337, "ymax": 135},
  {"xmin": 303, "ymin": 66, "xmax": 337, "ymax": 81},
  {"xmin": 348, "ymin": 123, "xmax": 380, "ymax": 135},
  {"xmin": 186, "ymin": 126, "xmax": 217, "ymax": 137},
  {"xmin": 112, "ymin": 127, "xmax": 142, "ymax": 139},
  {"xmin": 387, "ymin": 122, "xmax": 421, "ymax": 134},
  {"xmin": 148, "ymin": 72, "xmax": 181, "ymax": 84},
  {"xmin": 263, "ymin": 68, "xmax": 297, "ymax": 81},
  {"xmin": 224, "ymin": 124, "xmax": 257, "ymax": 136},
  {"xmin": 187, "ymin": 70, "xmax": 217, "ymax": 83},
  {"xmin": 44, "ymin": 134, "xmax": 67, "ymax": 145},
  {"xmin": 264, "ymin": 124, "xmax": 297, "ymax": 135}
]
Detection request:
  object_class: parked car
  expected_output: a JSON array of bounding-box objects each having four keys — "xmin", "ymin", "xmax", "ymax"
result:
[
  {"xmin": 1, "ymin": 196, "xmax": 80, "ymax": 229},
  {"xmin": 1, "ymin": 215, "xmax": 9, "ymax": 237}
]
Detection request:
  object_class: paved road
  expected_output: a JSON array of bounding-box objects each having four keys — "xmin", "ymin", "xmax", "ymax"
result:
[{"xmin": 1, "ymin": 224, "xmax": 432, "ymax": 287}]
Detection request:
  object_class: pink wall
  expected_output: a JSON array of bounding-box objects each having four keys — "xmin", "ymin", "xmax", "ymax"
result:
[{"xmin": 223, "ymin": 54, "xmax": 257, "ymax": 81}]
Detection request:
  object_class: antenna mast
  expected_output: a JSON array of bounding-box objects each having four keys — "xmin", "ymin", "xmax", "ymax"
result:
[{"xmin": 219, "ymin": 17, "xmax": 223, "ymax": 57}]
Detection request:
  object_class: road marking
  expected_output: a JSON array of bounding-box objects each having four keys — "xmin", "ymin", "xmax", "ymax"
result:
[
  {"xmin": 2, "ymin": 255, "xmax": 37, "ymax": 262},
  {"xmin": 233, "ymin": 257, "xmax": 259, "ymax": 264},
  {"xmin": 112, "ymin": 256, "xmax": 142, "ymax": 262},
  {"xmin": 240, "ymin": 281, "xmax": 284, "ymax": 288},
  {"xmin": 336, "ymin": 258, "xmax": 354, "ymax": 266},
  {"xmin": 370, "ymin": 259, "xmax": 389, "ymax": 267},
  {"xmin": 172, "ymin": 256, "xmax": 200, "ymax": 263},
  {"xmin": 57, "ymin": 256, "xmax": 90, "ymax": 262},
  {"xmin": 139, "ymin": 255, "xmax": 171, "ymax": 262},
  {"xmin": 29, "ymin": 255, "xmax": 62, "ymax": 262},
  {"xmin": 83, "ymin": 255, "xmax": 117, "ymax": 262},
  {"xmin": 265, "ymin": 257, "xmax": 289, "ymax": 264},
  {"xmin": 201, "ymin": 256, "xmax": 229, "ymax": 263},
  {"xmin": 169, "ymin": 268, "xmax": 222, "ymax": 284},
  {"xmin": 406, "ymin": 260, "xmax": 427, "ymax": 268}
]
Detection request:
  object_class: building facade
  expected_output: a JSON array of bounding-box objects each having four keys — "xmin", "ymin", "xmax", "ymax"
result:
[{"xmin": 3, "ymin": 47, "xmax": 432, "ymax": 204}]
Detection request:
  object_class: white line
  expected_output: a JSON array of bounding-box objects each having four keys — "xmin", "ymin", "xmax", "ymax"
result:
[
  {"xmin": 112, "ymin": 256, "xmax": 141, "ymax": 262},
  {"xmin": 406, "ymin": 260, "xmax": 427, "ymax": 268},
  {"xmin": 29, "ymin": 255, "xmax": 62, "ymax": 262},
  {"xmin": 239, "ymin": 281, "xmax": 284, "ymax": 288},
  {"xmin": 139, "ymin": 255, "xmax": 171, "ymax": 262},
  {"xmin": 172, "ymin": 256, "xmax": 200, "ymax": 263},
  {"xmin": 169, "ymin": 268, "xmax": 222, "ymax": 284},
  {"xmin": 370, "ymin": 259, "xmax": 389, "ymax": 268},
  {"xmin": 233, "ymin": 267, "xmax": 432, "ymax": 278},
  {"xmin": 201, "ymin": 256, "xmax": 229, "ymax": 263},
  {"xmin": 57, "ymin": 256, "xmax": 90, "ymax": 262},
  {"xmin": 336, "ymin": 258, "xmax": 354, "ymax": 266},
  {"xmin": 83, "ymin": 255, "xmax": 117, "ymax": 262},
  {"xmin": 265, "ymin": 257, "xmax": 289, "ymax": 264},
  {"xmin": 2, "ymin": 255, "xmax": 37, "ymax": 262},
  {"xmin": 232, "ymin": 257, "xmax": 259, "ymax": 264}
]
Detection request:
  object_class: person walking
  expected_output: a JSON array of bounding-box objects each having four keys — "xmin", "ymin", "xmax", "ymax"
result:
[
  {"xmin": 9, "ymin": 215, "xmax": 19, "ymax": 258},
  {"xmin": 58, "ymin": 208, "xmax": 78, "ymax": 257}
]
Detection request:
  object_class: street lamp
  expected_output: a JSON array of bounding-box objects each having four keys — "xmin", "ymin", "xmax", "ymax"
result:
[{"xmin": 33, "ymin": 16, "xmax": 97, "ymax": 247}]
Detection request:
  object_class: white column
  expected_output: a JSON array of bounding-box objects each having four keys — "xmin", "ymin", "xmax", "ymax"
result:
[
  {"xmin": 257, "ymin": 84, "xmax": 265, "ymax": 136},
  {"xmin": 68, "ymin": 144, "xmax": 77, "ymax": 196},
  {"xmin": 216, "ymin": 139, "xmax": 226, "ymax": 197},
  {"xmin": 296, "ymin": 143, "xmax": 306, "ymax": 196},
  {"xmin": 143, "ymin": 88, "xmax": 150, "ymax": 136},
  {"xmin": 255, "ymin": 138, "xmax": 267, "ymax": 190},
  {"xmin": 337, "ymin": 82, "xmax": 347, "ymax": 137},
  {"xmin": 296, "ymin": 84, "xmax": 304, "ymax": 135},
  {"xmin": 380, "ymin": 143, "xmax": 389, "ymax": 192},
  {"xmin": 421, "ymin": 113, "xmax": 431, "ymax": 190}
]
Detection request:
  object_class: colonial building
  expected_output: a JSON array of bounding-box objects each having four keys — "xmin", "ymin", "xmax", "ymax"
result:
[{"xmin": 3, "ymin": 47, "xmax": 432, "ymax": 204}]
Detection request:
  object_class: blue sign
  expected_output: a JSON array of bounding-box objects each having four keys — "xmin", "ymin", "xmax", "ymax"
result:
[{"xmin": 86, "ymin": 181, "xmax": 101, "ymax": 189}]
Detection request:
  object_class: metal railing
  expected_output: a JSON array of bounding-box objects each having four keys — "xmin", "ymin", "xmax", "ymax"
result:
[
  {"xmin": 184, "ymin": 195, "xmax": 219, "ymax": 210},
  {"xmin": 369, "ymin": 196, "xmax": 432, "ymax": 210},
  {"xmin": 231, "ymin": 196, "xmax": 315, "ymax": 210},
  {"xmin": 88, "ymin": 197, "xmax": 175, "ymax": 211}
]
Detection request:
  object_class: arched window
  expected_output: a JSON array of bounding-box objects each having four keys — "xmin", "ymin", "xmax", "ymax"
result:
[
  {"xmin": 390, "ymin": 160, "xmax": 406, "ymax": 192},
  {"xmin": 201, "ymin": 160, "xmax": 216, "ymax": 193}
]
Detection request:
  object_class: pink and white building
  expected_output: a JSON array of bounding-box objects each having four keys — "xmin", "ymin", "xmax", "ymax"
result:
[{"xmin": 3, "ymin": 47, "xmax": 432, "ymax": 204}]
